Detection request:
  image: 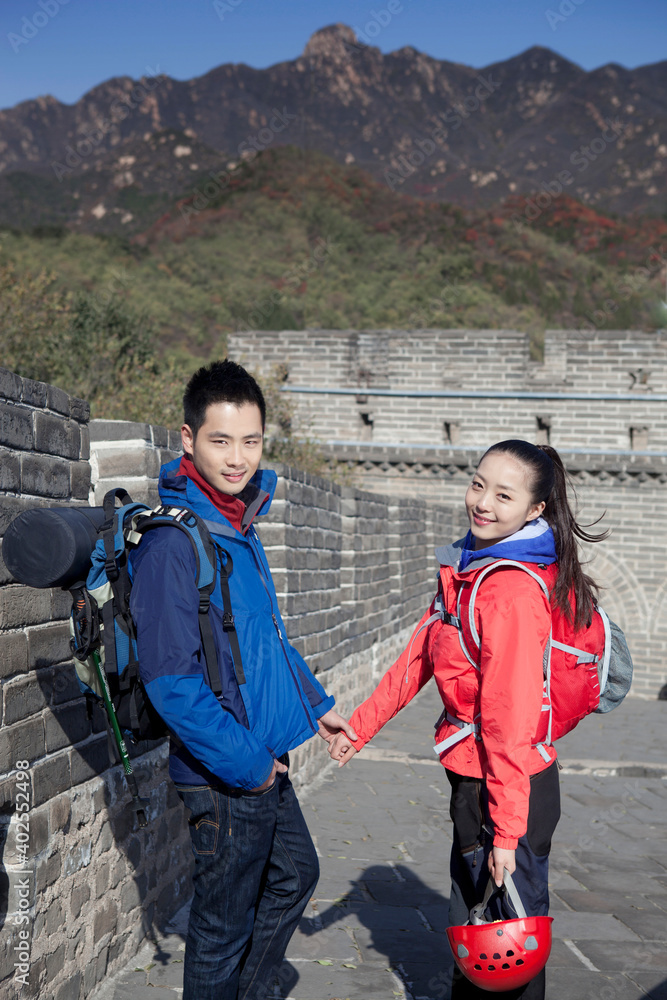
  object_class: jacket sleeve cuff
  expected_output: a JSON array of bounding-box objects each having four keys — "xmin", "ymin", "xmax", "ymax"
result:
[
  {"xmin": 493, "ymin": 835, "xmax": 519, "ymax": 850},
  {"xmin": 234, "ymin": 749, "xmax": 275, "ymax": 791},
  {"xmin": 313, "ymin": 694, "xmax": 335, "ymax": 718}
]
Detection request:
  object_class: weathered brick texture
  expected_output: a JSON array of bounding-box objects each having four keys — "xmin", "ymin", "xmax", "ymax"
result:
[
  {"xmin": 0, "ymin": 372, "xmax": 187, "ymax": 1000},
  {"xmin": 230, "ymin": 329, "xmax": 667, "ymax": 451}
]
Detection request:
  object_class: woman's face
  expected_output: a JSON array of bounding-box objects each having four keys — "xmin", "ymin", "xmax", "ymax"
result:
[{"xmin": 465, "ymin": 452, "xmax": 546, "ymax": 550}]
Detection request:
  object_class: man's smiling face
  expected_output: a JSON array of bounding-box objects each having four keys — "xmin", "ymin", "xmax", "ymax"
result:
[{"xmin": 181, "ymin": 401, "xmax": 264, "ymax": 496}]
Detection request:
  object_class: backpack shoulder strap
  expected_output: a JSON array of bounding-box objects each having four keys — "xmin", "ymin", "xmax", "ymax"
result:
[
  {"xmin": 458, "ymin": 559, "xmax": 550, "ymax": 657},
  {"xmin": 131, "ymin": 506, "xmax": 223, "ymax": 696}
]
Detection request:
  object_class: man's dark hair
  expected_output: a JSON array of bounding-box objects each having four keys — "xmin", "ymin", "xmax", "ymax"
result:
[{"xmin": 183, "ymin": 359, "xmax": 266, "ymax": 437}]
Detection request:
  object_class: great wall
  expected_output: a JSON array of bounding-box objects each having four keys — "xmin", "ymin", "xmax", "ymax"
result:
[{"xmin": 0, "ymin": 326, "xmax": 665, "ymax": 998}]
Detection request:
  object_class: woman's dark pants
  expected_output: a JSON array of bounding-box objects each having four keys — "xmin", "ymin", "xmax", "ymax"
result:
[{"xmin": 447, "ymin": 763, "xmax": 561, "ymax": 1000}]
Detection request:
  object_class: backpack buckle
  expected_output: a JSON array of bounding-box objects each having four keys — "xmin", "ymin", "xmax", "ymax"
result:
[
  {"xmin": 441, "ymin": 611, "xmax": 461, "ymax": 628},
  {"xmin": 222, "ymin": 611, "xmax": 235, "ymax": 632},
  {"xmin": 105, "ymin": 556, "xmax": 119, "ymax": 582}
]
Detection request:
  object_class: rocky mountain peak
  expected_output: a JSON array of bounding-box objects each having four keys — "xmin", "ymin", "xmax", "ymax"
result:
[{"xmin": 302, "ymin": 24, "xmax": 360, "ymax": 61}]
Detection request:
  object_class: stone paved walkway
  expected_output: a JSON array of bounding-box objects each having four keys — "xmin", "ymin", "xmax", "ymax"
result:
[{"xmin": 91, "ymin": 693, "xmax": 667, "ymax": 1000}]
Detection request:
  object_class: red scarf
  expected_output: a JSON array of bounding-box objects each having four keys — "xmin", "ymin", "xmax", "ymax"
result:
[{"xmin": 178, "ymin": 455, "xmax": 247, "ymax": 533}]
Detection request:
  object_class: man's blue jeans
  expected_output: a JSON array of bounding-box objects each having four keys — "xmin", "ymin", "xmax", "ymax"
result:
[{"xmin": 175, "ymin": 767, "xmax": 319, "ymax": 1000}]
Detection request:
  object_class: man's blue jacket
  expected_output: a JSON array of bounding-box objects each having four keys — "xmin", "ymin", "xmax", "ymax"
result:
[{"xmin": 129, "ymin": 458, "xmax": 335, "ymax": 790}]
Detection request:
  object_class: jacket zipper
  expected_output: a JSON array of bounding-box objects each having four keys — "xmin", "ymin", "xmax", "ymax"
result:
[{"xmin": 247, "ymin": 530, "xmax": 317, "ymax": 734}]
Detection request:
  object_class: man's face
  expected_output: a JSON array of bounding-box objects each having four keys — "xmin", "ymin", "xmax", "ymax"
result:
[{"xmin": 181, "ymin": 401, "xmax": 264, "ymax": 496}]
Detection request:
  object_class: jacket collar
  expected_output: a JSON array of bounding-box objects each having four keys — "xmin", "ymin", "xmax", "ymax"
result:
[
  {"xmin": 436, "ymin": 517, "xmax": 557, "ymax": 573},
  {"xmin": 158, "ymin": 456, "xmax": 277, "ymax": 534}
]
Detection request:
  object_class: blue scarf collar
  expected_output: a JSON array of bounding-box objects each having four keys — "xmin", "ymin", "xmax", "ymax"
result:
[{"xmin": 458, "ymin": 516, "xmax": 557, "ymax": 572}]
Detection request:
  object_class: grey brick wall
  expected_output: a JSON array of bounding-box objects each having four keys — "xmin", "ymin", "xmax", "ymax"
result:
[
  {"xmin": 229, "ymin": 328, "xmax": 667, "ymax": 452},
  {"xmin": 0, "ymin": 381, "xmax": 189, "ymax": 1000}
]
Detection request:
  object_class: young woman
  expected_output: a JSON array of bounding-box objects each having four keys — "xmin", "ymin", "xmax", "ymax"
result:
[{"xmin": 328, "ymin": 439, "xmax": 607, "ymax": 1000}]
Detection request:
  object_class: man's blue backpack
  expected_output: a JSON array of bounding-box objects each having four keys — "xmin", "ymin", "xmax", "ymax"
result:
[{"xmin": 70, "ymin": 488, "xmax": 230, "ymax": 741}]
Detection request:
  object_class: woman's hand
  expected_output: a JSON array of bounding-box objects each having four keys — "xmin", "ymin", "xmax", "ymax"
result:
[
  {"xmin": 488, "ymin": 846, "xmax": 516, "ymax": 887},
  {"xmin": 328, "ymin": 731, "xmax": 359, "ymax": 767}
]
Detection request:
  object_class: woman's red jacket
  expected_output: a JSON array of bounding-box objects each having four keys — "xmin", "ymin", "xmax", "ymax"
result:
[{"xmin": 348, "ymin": 558, "xmax": 559, "ymax": 850}]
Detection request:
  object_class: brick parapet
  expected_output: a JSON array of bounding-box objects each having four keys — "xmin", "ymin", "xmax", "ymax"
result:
[
  {"xmin": 0, "ymin": 388, "xmax": 190, "ymax": 1000},
  {"xmin": 229, "ymin": 329, "xmax": 667, "ymax": 452}
]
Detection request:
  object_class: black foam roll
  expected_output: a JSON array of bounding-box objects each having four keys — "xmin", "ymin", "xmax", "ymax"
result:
[{"xmin": 2, "ymin": 506, "xmax": 106, "ymax": 589}]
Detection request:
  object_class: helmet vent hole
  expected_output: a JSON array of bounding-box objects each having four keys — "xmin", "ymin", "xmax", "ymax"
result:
[
  {"xmin": 493, "ymin": 953, "xmax": 501, "ymax": 960},
  {"xmin": 474, "ymin": 964, "xmax": 482, "ymax": 971},
  {"xmin": 506, "ymin": 950, "xmax": 514, "ymax": 957},
  {"xmin": 502, "ymin": 963, "xmax": 510, "ymax": 969},
  {"xmin": 487, "ymin": 965, "xmax": 496, "ymax": 971},
  {"xmin": 479, "ymin": 953, "xmax": 488, "ymax": 960},
  {"xmin": 516, "ymin": 959, "xmax": 524, "ymax": 966}
]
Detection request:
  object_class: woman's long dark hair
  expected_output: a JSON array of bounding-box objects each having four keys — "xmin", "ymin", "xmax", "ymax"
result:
[{"xmin": 480, "ymin": 439, "xmax": 608, "ymax": 630}]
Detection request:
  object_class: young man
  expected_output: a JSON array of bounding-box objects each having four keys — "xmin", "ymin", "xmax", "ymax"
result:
[{"xmin": 130, "ymin": 360, "xmax": 356, "ymax": 1000}]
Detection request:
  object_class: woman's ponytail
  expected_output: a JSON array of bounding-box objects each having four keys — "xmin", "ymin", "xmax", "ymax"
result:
[
  {"xmin": 482, "ymin": 440, "xmax": 608, "ymax": 630},
  {"xmin": 536, "ymin": 444, "xmax": 608, "ymax": 629}
]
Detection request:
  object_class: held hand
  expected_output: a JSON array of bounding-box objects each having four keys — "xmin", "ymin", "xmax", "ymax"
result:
[
  {"xmin": 328, "ymin": 731, "xmax": 358, "ymax": 767},
  {"xmin": 252, "ymin": 758, "xmax": 288, "ymax": 793},
  {"xmin": 316, "ymin": 709, "xmax": 358, "ymax": 745},
  {"xmin": 488, "ymin": 846, "xmax": 516, "ymax": 887}
]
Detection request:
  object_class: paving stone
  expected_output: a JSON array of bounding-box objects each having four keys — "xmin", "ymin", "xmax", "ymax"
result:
[
  {"xmin": 556, "ymin": 888, "xmax": 653, "ymax": 913},
  {"xmin": 365, "ymin": 879, "xmax": 450, "ymax": 907},
  {"xmin": 349, "ymin": 918, "xmax": 443, "ymax": 969},
  {"xmin": 286, "ymin": 959, "xmax": 405, "ymax": 999},
  {"xmin": 286, "ymin": 924, "xmax": 358, "ymax": 963},
  {"xmin": 552, "ymin": 910, "xmax": 641, "ymax": 941},
  {"xmin": 325, "ymin": 901, "xmax": 427, "ymax": 937},
  {"xmin": 146, "ymin": 960, "xmax": 185, "ymax": 987},
  {"xmin": 629, "ymin": 972, "xmax": 667, "ymax": 999},
  {"xmin": 545, "ymin": 967, "xmax": 642, "ymax": 1000},
  {"xmin": 613, "ymin": 906, "xmax": 667, "ymax": 941},
  {"xmin": 570, "ymin": 869, "xmax": 667, "ymax": 896},
  {"xmin": 545, "ymin": 937, "xmax": 592, "ymax": 969},
  {"xmin": 574, "ymin": 938, "xmax": 667, "ymax": 972}
]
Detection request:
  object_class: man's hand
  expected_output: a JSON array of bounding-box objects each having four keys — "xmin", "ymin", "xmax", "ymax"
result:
[
  {"xmin": 488, "ymin": 846, "xmax": 516, "ymax": 887},
  {"xmin": 328, "ymin": 731, "xmax": 358, "ymax": 767},
  {"xmin": 252, "ymin": 758, "xmax": 288, "ymax": 793},
  {"xmin": 316, "ymin": 709, "xmax": 358, "ymax": 745}
]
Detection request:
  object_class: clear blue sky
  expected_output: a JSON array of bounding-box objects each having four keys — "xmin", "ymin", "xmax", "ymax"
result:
[{"xmin": 1, "ymin": 0, "xmax": 666, "ymax": 111}]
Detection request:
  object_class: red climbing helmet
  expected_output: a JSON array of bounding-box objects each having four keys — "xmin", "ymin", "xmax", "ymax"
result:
[{"xmin": 446, "ymin": 871, "xmax": 553, "ymax": 992}]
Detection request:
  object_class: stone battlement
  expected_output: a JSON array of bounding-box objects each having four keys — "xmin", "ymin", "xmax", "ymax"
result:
[{"xmin": 229, "ymin": 329, "xmax": 667, "ymax": 453}]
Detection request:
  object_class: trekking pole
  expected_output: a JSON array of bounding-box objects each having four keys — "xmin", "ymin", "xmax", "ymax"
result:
[{"xmin": 90, "ymin": 647, "xmax": 148, "ymax": 828}]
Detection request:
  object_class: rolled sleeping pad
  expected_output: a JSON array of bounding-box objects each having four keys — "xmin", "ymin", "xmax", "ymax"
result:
[{"xmin": 2, "ymin": 506, "xmax": 106, "ymax": 589}]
